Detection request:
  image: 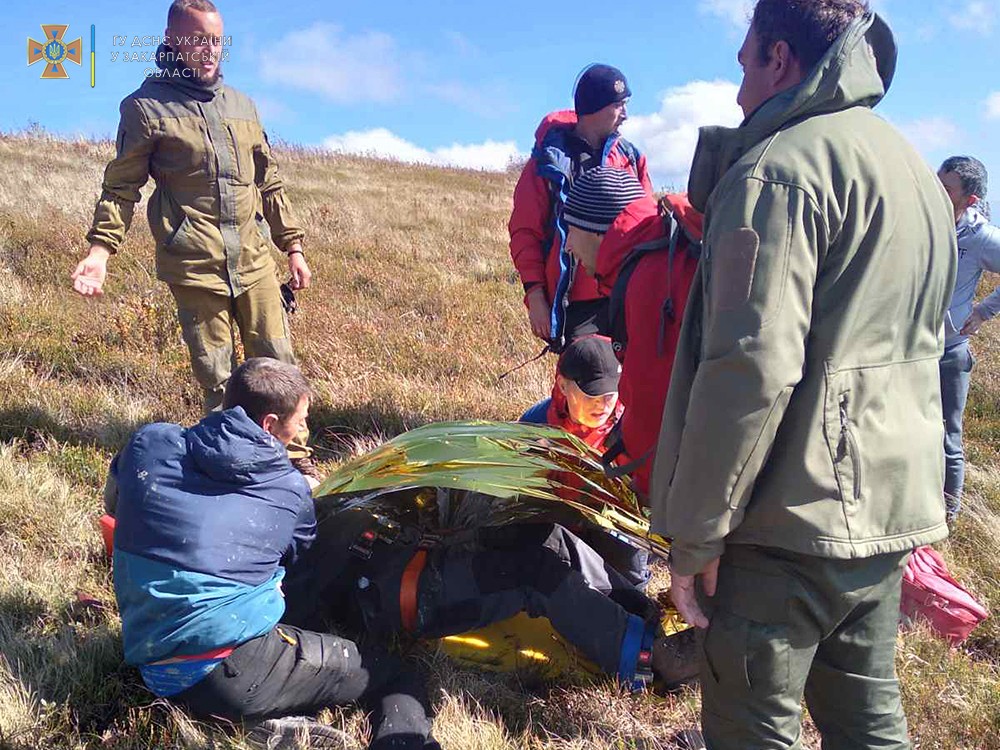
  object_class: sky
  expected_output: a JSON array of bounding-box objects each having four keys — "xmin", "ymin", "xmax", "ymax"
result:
[{"xmin": 3, "ymin": 0, "xmax": 1000, "ymax": 210}]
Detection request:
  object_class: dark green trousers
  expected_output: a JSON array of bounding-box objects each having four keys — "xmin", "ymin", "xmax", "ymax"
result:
[{"xmin": 700, "ymin": 545, "xmax": 911, "ymax": 750}]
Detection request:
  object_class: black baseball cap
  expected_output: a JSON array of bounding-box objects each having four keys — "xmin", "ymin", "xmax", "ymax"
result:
[{"xmin": 557, "ymin": 335, "xmax": 622, "ymax": 396}]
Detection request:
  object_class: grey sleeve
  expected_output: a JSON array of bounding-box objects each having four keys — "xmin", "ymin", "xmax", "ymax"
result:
[{"xmin": 976, "ymin": 224, "xmax": 1000, "ymax": 318}]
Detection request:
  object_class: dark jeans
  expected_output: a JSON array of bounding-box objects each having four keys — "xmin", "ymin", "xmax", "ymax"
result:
[
  {"xmin": 940, "ymin": 340, "xmax": 975, "ymax": 519},
  {"xmin": 173, "ymin": 625, "xmax": 434, "ymax": 750},
  {"xmin": 576, "ymin": 525, "xmax": 651, "ymax": 590},
  {"xmin": 700, "ymin": 546, "xmax": 911, "ymax": 750}
]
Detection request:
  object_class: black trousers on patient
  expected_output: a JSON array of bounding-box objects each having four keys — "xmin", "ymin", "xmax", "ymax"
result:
[{"xmin": 173, "ymin": 624, "xmax": 436, "ymax": 750}]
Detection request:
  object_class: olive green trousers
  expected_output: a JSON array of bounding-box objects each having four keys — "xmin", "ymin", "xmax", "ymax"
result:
[
  {"xmin": 699, "ymin": 544, "xmax": 911, "ymax": 750},
  {"xmin": 169, "ymin": 275, "xmax": 310, "ymax": 459}
]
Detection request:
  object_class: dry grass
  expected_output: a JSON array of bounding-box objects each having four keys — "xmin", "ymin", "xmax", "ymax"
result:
[{"xmin": 0, "ymin": 128, "xmax": 997, "ymax": 749}]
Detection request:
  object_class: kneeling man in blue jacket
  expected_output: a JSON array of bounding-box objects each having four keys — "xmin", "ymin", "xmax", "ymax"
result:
[{"xmin": 106, "ymin": 357, "xmax": 438, "ymax": 749}]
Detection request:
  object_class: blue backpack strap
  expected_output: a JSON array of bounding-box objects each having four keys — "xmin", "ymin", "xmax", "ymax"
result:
[{"xmin": 533, "ymin": 131, "xmax": 580, "ymax": 351}]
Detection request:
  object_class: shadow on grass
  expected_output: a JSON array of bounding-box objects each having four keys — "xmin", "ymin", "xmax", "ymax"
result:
[
  {"xmin": 0, "ymin": 406, "xmax": 144, "ymax": 454},
  {"xmin": 0, "ymin": 615, "xmax": 144, "ymax": 739}
]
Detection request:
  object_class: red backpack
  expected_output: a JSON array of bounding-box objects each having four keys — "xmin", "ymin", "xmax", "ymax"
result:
[{"xmin": 900, "ymin": 546, "xmax": 989, "ymax": 645}]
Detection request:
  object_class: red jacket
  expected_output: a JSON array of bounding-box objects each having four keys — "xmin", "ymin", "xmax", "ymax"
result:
[
  {"xmin": 594, "ymin": 195, "xmax": 701, "ymax": 496},
  {"xmin": 508, "ymin": 111, "xmax": 653, "ymax": 309}
]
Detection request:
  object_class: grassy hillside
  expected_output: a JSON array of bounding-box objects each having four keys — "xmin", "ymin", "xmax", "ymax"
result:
[{"xmin": 0, "ymin": 129, "xmax": 997, "ymax": 749}]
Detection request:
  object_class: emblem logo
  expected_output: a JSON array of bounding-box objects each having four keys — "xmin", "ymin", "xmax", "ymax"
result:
[
  {"xmin": 614, "ymin": 79, "xmax": 626, "ymax": 95},
  {"xmin": 27, "ymin": 24, "xmax": 83, "ymax": 79}
]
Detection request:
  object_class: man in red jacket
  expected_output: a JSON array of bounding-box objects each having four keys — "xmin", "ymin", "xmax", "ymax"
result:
[
  {"xmin": 562, "ymin": 167, "xmax": 701, "ymax": 498},
  {"xmin": 508, "ymin": 65, "xmax": 653, "ymax": 352}
]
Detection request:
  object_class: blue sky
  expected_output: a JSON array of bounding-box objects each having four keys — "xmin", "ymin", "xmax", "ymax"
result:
[{"xmin": 3, "ymin": 0, "xmax": 999, "ymax": 207}]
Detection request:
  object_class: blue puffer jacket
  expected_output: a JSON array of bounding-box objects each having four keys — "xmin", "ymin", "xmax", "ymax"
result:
[{"xmin": 111, "ymin": 407, "xmax": 315, "ymax": 667}]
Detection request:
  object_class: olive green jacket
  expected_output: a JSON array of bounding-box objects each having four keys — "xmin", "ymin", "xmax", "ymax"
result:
[
  {"xmin": 649, "ymin": 14, "xmax": 958, "ymax": 575},
  {"xmin": 87, "ymin": 51, "xmax": 304, "ymax": 295}
]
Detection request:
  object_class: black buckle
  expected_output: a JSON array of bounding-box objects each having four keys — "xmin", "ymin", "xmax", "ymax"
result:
[
  {"xmin": 634, "ymin": 648, "xmax": 654, "ymax": 689},
  {"xmin": 349, "ymin": 529, "xmax": 377, "ymax": 560}
]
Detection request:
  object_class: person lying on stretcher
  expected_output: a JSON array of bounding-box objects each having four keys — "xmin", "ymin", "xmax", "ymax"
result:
[{"xmin": 282, "ymin": 481, "xmax": 698, "ymax": 693}]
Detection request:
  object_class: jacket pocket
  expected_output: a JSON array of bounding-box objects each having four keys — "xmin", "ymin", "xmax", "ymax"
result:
[
  {"xmin": 166, "ymin": 214, "xmax": 193, "ymax": 249},
  {"xmin": 824, "ymin": 379, "xmax": 864, "ymax": 515},
  {"xmin": 226, "ymin": 122, "xmax": 243, "ymax": 178},
  {"xmin": 838, "ymin": 393, "xmax": 863, "ymax": 511}
]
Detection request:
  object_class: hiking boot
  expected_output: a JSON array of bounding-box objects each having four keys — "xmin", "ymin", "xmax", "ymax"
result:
[
  {"xmin": 673, "ymin": 727, "xmax": 706, "ymax": 750},
  {"xmin": 246, "ymin": 716, "xmax": 353, "ymax": 750},
  {"xmin": 651, "ymin": 627, "xmax": 699, "ymax": 690},
  {"xmin": 289, "ymin": 454, "xmax": 325, "ymax": 490}
]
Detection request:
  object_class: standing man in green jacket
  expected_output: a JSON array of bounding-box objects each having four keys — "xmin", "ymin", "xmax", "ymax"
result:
[
  {"xmin": 72, "ymin": 1, "xmax": 318, "ymax": 477},
  {"xmin": 649, "ymin": 2, "xmax": 957, "ymax": 747}
]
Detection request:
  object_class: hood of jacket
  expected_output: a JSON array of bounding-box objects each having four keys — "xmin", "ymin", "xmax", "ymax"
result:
[
  {"xmin": 151, "ymin": 43, "xmax": 223, "ymax": 102},
  {"xmin": 533, "ymin": 110, "xmax": 578, "ymax": 146},
  {"xmin": 186, "ymin": 407, "xmax": 291, "ymax": 485},
  {"xmin": 594, "ymin": 196, "xmax": 666, "ymax": 295},
  {"xmin": 688, "ymin": 12, "xmax": 896, "ymax": 210},
  {"xmin": 957, "ymin": 205, "xmax": 990, "ymax": 245}
]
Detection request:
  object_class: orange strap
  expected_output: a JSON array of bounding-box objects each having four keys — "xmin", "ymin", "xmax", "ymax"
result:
[{"xmin": 399, "ymin": 549, "xmax": 428, "ymax": 633}]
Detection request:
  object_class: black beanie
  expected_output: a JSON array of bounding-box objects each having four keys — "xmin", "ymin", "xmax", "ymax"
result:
[
  {"xmin": 563, "ymin": 166, "xmax": 647, "ymax": 233},
  {"xmin": 574, "ymin": 64, "xmax": 631, "ymax": 116}
]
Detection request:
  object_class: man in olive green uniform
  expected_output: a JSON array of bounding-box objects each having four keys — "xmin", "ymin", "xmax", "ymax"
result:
[
  {"xmin": 649, "ymin": 2, "xmax": 957, "ymax": 747},
  {"xmin": 73, "ymin": 0, "xmax": 316, "ymax": 474}
]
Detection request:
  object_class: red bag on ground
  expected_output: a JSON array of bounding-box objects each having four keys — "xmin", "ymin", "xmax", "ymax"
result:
[
  {"xmin": 99, "ymin": 514, "xmax": 115, "ymax": 557},
  {"xmin": 900, "ymin": 545, "xmax": 989, "ymax": 645}
]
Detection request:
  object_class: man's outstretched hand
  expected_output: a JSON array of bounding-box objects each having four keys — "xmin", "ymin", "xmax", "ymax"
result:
[
  {"xmin": 669, "ymin": 557, "xmax": 720, "ymax": 629},
  {"xmin": 72, "ymin": 245, "xmax": 111, "ymax": 297}
]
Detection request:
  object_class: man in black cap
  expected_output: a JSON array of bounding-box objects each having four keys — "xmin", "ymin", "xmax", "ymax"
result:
[
  {"xmin": 508, "ymin": 64, "xmax": 653, "ymax": 352},
  {"xmin": 521, "ymin": 334, "xmax": 623, "ymax": 452}
]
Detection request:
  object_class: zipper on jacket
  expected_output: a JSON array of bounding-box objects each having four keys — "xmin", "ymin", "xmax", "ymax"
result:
[{"xmin": 839, "ymin": 394, "xmax": 863, "ymax": 503}]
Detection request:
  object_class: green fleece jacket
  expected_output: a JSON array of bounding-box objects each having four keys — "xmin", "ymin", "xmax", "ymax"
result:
[
  {"xmin": 648, "ymin": 14, "xmax": 958, "ymax": 576},
  {"xmin": 86, "ymin": 48, "xmax": 304, "ymax": 296}
]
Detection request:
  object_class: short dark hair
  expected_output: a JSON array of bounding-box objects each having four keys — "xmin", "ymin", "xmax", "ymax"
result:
[
  {"xmin": 167, "ymin": 0, "xmax": 219, "ymax": 28},
  {"xmin": 940, "ymin": 156, "xmax": 988, "ymax": 199},
  {"xmin": 223, "ymin": 358, "xmax": 313, "ymax": 425},
  {"xmin": 752, "ymin": 0, "xmax": 869, "ymax": 73}
]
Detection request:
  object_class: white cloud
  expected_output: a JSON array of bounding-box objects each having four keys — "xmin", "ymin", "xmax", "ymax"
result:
[
  {"xmin": 322, "ymin": 128, "xmax": 525, "ymax": 171},
  {"xmin": 698, "ymin": 0, "xmax": 753, "ymax": 29},
  {"xmin": 260, "ymin": 24, "xmax": 402, "ymax": 103},
  {"xmin": 621, "ymin": 80, "xmax": 744, "ymax": 190},
  {"xmin": 985, "ymin": 92, "xmax": 1000, "ymax": 121},
  {"xmin": 897, "ymin": 117, "xmax": 961, "ymax": 153},
  {"xmin": 949, "ymin": 1, "xmax": 995, "ymax": 34},
  {"xmin": 260, "ymin": 23, "xmax": 513, "ymax": 115}
]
